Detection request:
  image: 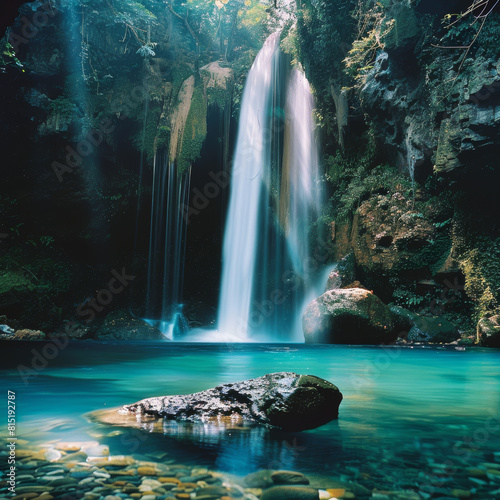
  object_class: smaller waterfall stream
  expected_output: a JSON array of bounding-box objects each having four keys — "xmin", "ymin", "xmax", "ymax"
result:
[
  {"xmin": 281, "ymin": 67, "xmax": 321, "ymax": 279},
  {"xmin": 145, "ymin": 152, "xmax": 191, "ymax": 338}
]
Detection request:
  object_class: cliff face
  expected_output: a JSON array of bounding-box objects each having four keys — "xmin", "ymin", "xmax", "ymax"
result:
[
  {"xmin": 0, "ymin": 0, "xmax": 252, "ymax": 331},
  {"xmin": 297, "ymin": 0, "xmax": 500, "ymax": 335}
]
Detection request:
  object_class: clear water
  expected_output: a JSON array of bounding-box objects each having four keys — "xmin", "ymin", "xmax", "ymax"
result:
[{"xmin": 2, "ymin": 342, "xmax": 500, "ymax": 494}]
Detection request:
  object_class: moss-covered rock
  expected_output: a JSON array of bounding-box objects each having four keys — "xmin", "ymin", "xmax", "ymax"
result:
[
  {"xmin": 97, "ymin": 372, "xmax": 342, "ymax": 432},
  {"xmin": 477, "ymin": 315, "xmax": 500, "ymax": 347},
  {"xmin": 95, "ymin": 309, "xmax": 164, "ymax": 341},
  {"xmin": 177, "ymin": 82, "xmax": 208, "ymax": 174},
  {"xmin": 302, "ymin": 288, "xmax": 396, "ymax": 344},
  {"xmin": 200, "ymin": 61, "xmax": 234, "ymax": 109},
  {"xmin": 390, "ymin": 305, "xmax": 460, "ymax": 343}
]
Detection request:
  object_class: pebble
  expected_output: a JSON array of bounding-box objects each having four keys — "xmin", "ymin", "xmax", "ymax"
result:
[
  {"xmin": 59, "ymin": 451, "xmax": 88, "ymax": 462},
  {"xmin": 83, "ymin": 444, "xmax": 110, "ymax": 457},
  {"xmin": 14, "ymin": 486, "xmax": 54, "ymax": 494},
  {"xmin": 140, "ymin": 480, "xmax": 162, "ymax": 491},
  {"xmin": 178, "ymin": 474, "xmax": 212, "ymax": 483},
  {"xmin": 17, "ymin": 474, "xmax": 36, "ymax": 481},
  {"xmin": 71, "ymin": 470, "xmax": 92, "ymax": 479},
  {"xmin": 260, "ymin": 486, "xmax": 320, "ymax": 500},
  {"xmin": 244, "ymin": 470, "xmax": 274, "ymax": 488},
  {"xmin": 93, "ymin": 470, "xmax": 111, "ymax": 479},
  {"xmin": 11, "ymin": 494, "xmax": 38, "ymax": 500},
  {"xmin": 43, "ymin": 449, "xmax": 62, "ymax": 462},
  {"xmin": 271, "ymin": 471, "xmax": 310, "ymax": 485},
  {"xmin": 44, "ymin": 469, "xmax": 65, "ymax": 476},
  {"xmin": 138, "ymin": 466, "xmax": 157, "ymax": 476},
  {"xmin": 159, "ymin": 477, "xmax": 180, "ymax": 484},
  {"xmin": 0, "ymin": 436, "xmax": 495, "ymax": 500},
  {"xmin": 451, "ymin": 490, "xmax": 471, "ymax": 498},
  {"xmin": 326, "ymin": 488, "xmax": 345, "ymax": 498}
]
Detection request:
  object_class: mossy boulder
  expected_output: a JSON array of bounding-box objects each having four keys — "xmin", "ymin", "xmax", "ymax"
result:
[
  {"xmin": 95, "ymin": 309, "xmax": 164, "ymax": 341},
  {"xmin": 476, "ymin": 315, "xmax": 500, "ymax": 347},
  {"xmin": 302, "ymin": 288, "xmax": 396, "ymax": 344},
  {"xmin": 390, "ymin": 305, "xmax": 460, "ymax": 343},
  {"xmin": 110, "ymin": 372, "xmax": 342, "ymax": 432}
]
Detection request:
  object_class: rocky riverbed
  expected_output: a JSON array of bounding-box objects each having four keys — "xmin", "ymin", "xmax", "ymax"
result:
[{"xmin": 1, "ymin": 434, "xmax": 500, "ymax": 500}]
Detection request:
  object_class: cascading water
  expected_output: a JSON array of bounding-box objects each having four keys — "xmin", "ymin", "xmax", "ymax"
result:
[
  {"xmin": 281, "ymin": 67, "xmax": 321, "ymax": 280},
  {"xmin": 215, "ymin": 33, "xmax": 323, "ymax": 342},
  {"xmin": 145, "ymin": 151, "xmax": 191, "ymax": 339},
  {"xmin": 281, "ymin": 66, "xmax": 323, "ymax": 341},
  {"xmin": 217, "ymin": 33, "xmax": 281, "ymax": 340}
]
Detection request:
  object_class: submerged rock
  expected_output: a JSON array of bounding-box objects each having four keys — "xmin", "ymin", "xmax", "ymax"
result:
[
  {"xmin": 261, "ymin": 486, "xmax": 320, "ymax": 500},
  {"xmin": 303, "ymin": 288, "xmax": 396, "ymax": 344},
  {"xmin": 118, "ymin": 372, "xmax": 342, "ymax": 432},
  {"xmin": 271, "ymin": 470, "xmax": 310, "ymax": 485}
]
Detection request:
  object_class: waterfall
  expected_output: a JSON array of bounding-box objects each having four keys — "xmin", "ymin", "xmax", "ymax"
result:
[
  {"xmin": 281, "ymin": 67, "xmax": 321, "ymax": 279},
  {"xmin": 217, "ymin": 33, "xmax": 281, "ymax": 340},
  {"xmin": 145, "ymin": 151, "xmax": 191, "ymax": 339},
  {"xmin": 216, "ymin": 33, "xmax": 322, "ymax": 342}
]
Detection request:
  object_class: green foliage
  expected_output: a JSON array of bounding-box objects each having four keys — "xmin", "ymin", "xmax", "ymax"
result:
[
  {"xmin": 178, "ymin": 83, "xmax": 207, "ymax": 174},
  {"xmin": 295, "ymin": 0, "xmax": 357, "ymax": 123},
  {"xmin": 344, "ymin": 3, "xmax": 394, "ymax": 88},
  {"xmin": 10, "ymin": 223, "xmax": 24, "ymax": 237},
  {"xmin": 137, "ymin": 43, "xmax": 157, "ymax": 58},
  {"xmin": 49, "ymin": 97, "xmax": 75, "ymax": 118},
  {"xmin": 0, "ymin": 37, "xmax": 23, "ymax": 70},
  {"xmin": 325, "ymin": 129, "xmax": 410, "ymax": 221},
  {"xmin": 280, "ymin": 22, "xmax": 299, "ymax": 63},
  {"xmin": 460, "ymin": 244, "xmax": 500, "ymax": 320},
  {"xmin": 39, "ymin": 236, "xmax": 54, "ymax": 247},
  {"xmin": 392, "ymin": 287, "xmax": 426, "ymax": 309},
  {"xmin": 434, "ymin": 218, "xmax": 452, "ymax": 229}
]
